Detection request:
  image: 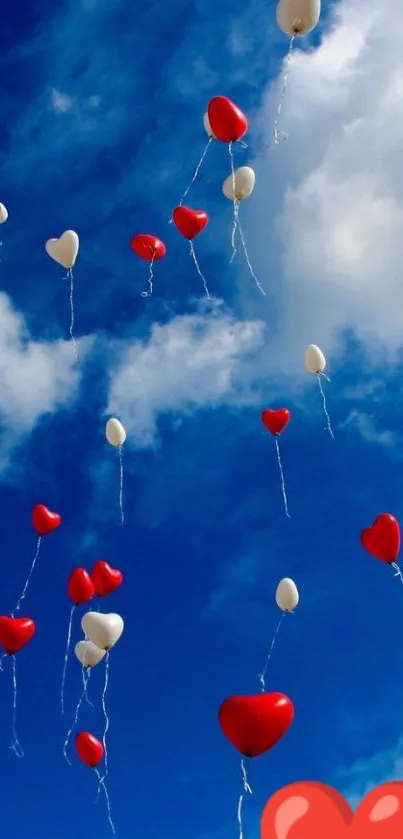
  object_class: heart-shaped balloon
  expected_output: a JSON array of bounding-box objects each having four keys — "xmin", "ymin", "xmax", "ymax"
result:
[
  {"xmin": 32, "ymin": 504, "xmax": 62, "ymax": 536},
  {"xmin": 68, "ymin": 569, "xmax": 95, "ymax": 605},
  {"xmin": 218, "ymin": 693, "xmax": 294, "ymax": 758},
  {"xmin": 90, "ymin": 561, "xmax": 123, "ymax": 597},
  {"xmin": 207, "ymin": 96, "xmax": 248, "ymax": 143},
  {"xmin": 261, "ymin": 780, "xmax": 403, "ymax": 839},
  {"xmin": 130, "ymin": 234, "xmax": 166, "ymax": 261},
  {"xmin": 45, "ymin": 230, "xmax": 79, "ymax": 269},
  {"xmin": 0, "ymin": 616, "xmax": 36, "ymax": 655},
  {"xmin": 261, "ymin": 409, "xmax": 291, "ymax": 437},
  {"xmin": 172, "ymin": 206, "xmax": 208, "ymax": 240},
  {"xmin": 75, "ymin": 640, "xmax": 106, "ymax": 668},
  {"xmin": 361, "ymin": 514, "xmax": 400, "ymax": 564},
  {"xmin": 75, "ymin": 731, "xmax": 104, "ymax": 767},
  {"xmin": 81, "ymin": 611, "xmax": 124, "ymax": 651}
]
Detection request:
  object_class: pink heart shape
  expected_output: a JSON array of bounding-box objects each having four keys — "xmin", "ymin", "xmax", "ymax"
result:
[{"xmin": 261, "ymin": 781, "xmax": 403, "ymax": 839}]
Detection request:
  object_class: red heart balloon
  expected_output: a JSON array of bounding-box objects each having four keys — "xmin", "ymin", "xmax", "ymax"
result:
[
  {"xmin": 207, "ymin": 96, "xmax": 248, "ymax": 143},
  {"xmin": 261, "ymin": 409, "xmax": 291, "ymax": 436},
  {"xmin": 75, "ymin": 731, "xmax": 104, "ymax": 767},
  {"xmin": 68, "ymin": 568, "xmax": 95, "ymax": 605},
  {"xmin": 172, "ymin": 206, "xmax": 208, "ymax": 240},
  {"xmin": 130, "ymin": 234, "xmax": 166, "ymax": 262},
  {"xmin": 218, "ymin": 693, "xmax": 294, "ymax": 758},
  {"xmin": 90, "ymin": 561, "xmax": 123, "ymax": 597},
  {"xmin": 361, "ymin": 513, "xmax": 400, "ymax": 564},
  {"xmin": 32, "ymin": 504, "xmax": 62, "ymax": 536},
  {"xmin": 0, "ymin": 616, "xmax": 36, "ymax": 655}
]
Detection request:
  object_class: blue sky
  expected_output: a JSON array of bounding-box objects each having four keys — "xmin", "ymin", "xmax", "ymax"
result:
[{"xmin": 1, "ymin": 0, "xmax": 403, "ymax": 837}]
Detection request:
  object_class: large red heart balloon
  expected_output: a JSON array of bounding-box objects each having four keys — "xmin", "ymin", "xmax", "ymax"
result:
[
  {"xmin": 0, "ymin": 616, "xmax": 36, "ymax": 655},
  {"xmin": 68, "ymin": 568, "xmax": 95, "ymax": 605},
  {"xmin": 207, "ymin": 96, "xmax": 248, "ymax": 143},
  {"xmin": 261, "ymin": 409, "xmax": 291, "ymax": 437},
  {"xmin": 32, "ymin": 504, "xmax": 62, "ymax": 536},
  {"xmin": 261, "ymin": 780, "xmax": 403, "ymax": 839},
  {"xmin": 130, "ymin": 234, "xmax": 166, "ymax": 262},
  {"xmin": 75, "ymin": 731, "xmax": 104, "ymax": 767},
  {"xmin": 172, "ymin": 206, "xmax": 208, "ymax": 240},
  {"xmin": 218, "ymin": 693, "xmax": 294, "ymax": 758},
  {"xmin": 361, "ymin": 513, "xmax": 400, "ymax": 564},
  {"xmin": 90, "ymin": 561, "xmax": 123, "ymax": 597}
]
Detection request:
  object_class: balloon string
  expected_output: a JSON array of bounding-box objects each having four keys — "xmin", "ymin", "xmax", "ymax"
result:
[
  {"xmin": 274, "ymin": 437, "xmax": 291, "ymax": 519},
  {"xmin": 94, "ymin": 767, "xmax": 116, "ymax": 836},
  {"xmin": 237, "ymin": 759, "xmax": 253, "ymax": 839},
  {"xmin": 316, "ymin": 374, "xmax": 334, "ymax": 439},
  {"xmin": 82, "ymin": 662, "xmax": 94, "ymax": 707},
  {"xmin": 272, "ymin": 36, "xmax": 295, "ymax": 146},
  {"xmin": 61, "ymin": 604, "xmax": 76, "ymax": 716},
  {"xmin": 118, "ymin": 445, "xmax": 124, "ymax": 525},
  {"xmin": 258, "ymin": 613, "xmax": 286, "ymax": 691},
  {"xmin": 189, "ymin": 242, "xmax": 211, "ymax": 300},
  {"xmin": 67, "ymin": 268, "xmax": 78, "ymax": 364},
  {"xmin": 13, "ymin": 536, "xmax": 42, "ymax": 614},
  {"xmin": 236, "ymin": 215, "xmax": 266, "ymax": 297},
  {"xmin": 101, "ymin": 651, "xmax": 110, "ymax": 780},
  {"xmin": 63, "ymin": 667, "xmax": 91, "ymax": 766},
  {"xmin": 229, "ymin": 142, "xmax": 239, "ymax": 263},
  {"xmin": 141, "ymin": 256, "xmax": 155, "ymax": 298},
  {"xmin": 178, "ymin": 137, "xmax": 213, "ymax": 208},
  {"xmin": 10, "ymin": 655, "xmax": 24, "ymax": 758},
  {"xmin": 391, "ymin": 563, "xmax": 403, "ymax": 584}
]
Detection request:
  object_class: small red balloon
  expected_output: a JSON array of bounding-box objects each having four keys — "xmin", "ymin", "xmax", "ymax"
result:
[
  {"xmin": 90, "ymin": 561, "xmax": 123, "ymax": 597},
  {"xmin": 207, "ymin": 96, "xmax": 248, "ymax": 143},
  {"xmin": 0, "ymin": 617, "xmax": 36, "ymax": 655},
  {"xmin": 130, "ymin": 234, "xmax": 166, "ymax": 262},
  {"xmin": 172, "ymin": 206, "xmax": 208, "ymax": 240},
  {"xmin": 361, "ymin": 513, "xmax": 400, "ymax": 564},
  {"xmin": 261, "ymin": 409, "xmax": 291, "ymax": 436},
  {"xmin": 75, "ymin": 731, "xmax": 104, "ymax": 767},
  {"xmin": 218, "ymin": 693, "xmax": 294, "ymax": 758},
  {"xmin": 68, "ymin": 568, "xmax": 95, "ymax": 605},
  {"xmin": 32, "ymin": 504, "xmax": 61, "ymax": 536}
]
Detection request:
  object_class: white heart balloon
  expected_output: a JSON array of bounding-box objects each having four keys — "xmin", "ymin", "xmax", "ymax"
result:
[
  {"xmin": 222, "ymin": 166, "xmax": 255, "ymax": 201},
  {"xmin": 276, "ymin": 0, "xmax": 321, "ymax": 36},
  {"xmin": 75, "ymin": 640, "xmax": 106, "ymax": 668},
  {"xmin": 81, "ymin": 612, "xmax": 124, "ymax": 651},
  {"xmin": 203, "ymin": 112, "xmax": 215, "ymax": 138},
  {"xmin": 304, "ymin": 344, "xmax": 326, "ymax": 374},
  {"xmin": 0, "ymin": 203, "xmax": 8, "ymax": 224},
  {"xmin": 106, "ymin": 417, "xmax": 126, "ymax": 448},
  {"xmin": 45, "ymin": 230, "xmax": 79, "ymax": 269},
  {"xmin": 275, "ymin": 578, "xmax": 299, "ymax": 612}
]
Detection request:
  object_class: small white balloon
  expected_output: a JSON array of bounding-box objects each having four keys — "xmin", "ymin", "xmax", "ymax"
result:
[
  {"xmin": 203, "ymin": 112, "xmax": 215, "ymax": 138},
  {"xmin": 0, "ymin": 203, "xmax": 8, "ymax": 224},
  {"xmin": 275, "ymin": 578, "xmax": 299, "ymax": 612},
  {"xmin": 304, "ymin": 344, "xmax": 326, "ymax": 374},
  {"xmin": 81, "ymin": 611, "xmax": 124, "ymax": 651},
  {"xmin": 75, "ymin": 640, "xmax": 106, "ymax": 668},
  {"xmin": 106, "ymin": 417, "xmax": 126, "ymax": 448},
  {"xmin": 222, "ymin": 166, "xmax": 255, "ymax": 201},
  {"xmin": 276, "ymin": 0, "xmax": 321, "ymax": 36},
  {"xmin": 45, "ymin": 230, "xmax": 79, "ymax": 269}
]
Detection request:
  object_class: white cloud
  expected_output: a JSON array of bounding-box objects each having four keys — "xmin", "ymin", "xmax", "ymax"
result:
[
  {"xmin": 50, "ymin": 88, "xmax": 73, "ymax": 113},
  {"xmin": 0, "ymin": 292, "xmax": 83, "ymax": 467},
  {"xmin": 341, "ymin": 410, "xmax": 397, "ymax": 447},
  {"xmin": 336, "ymin": 737, "xmax": 403, "ymax": 809},
  {"xmin": 106, "ymin": 307, "xmax": 266, "ymax": 447},
  {"xmin": 245, "ymin": 0, "xmax": 403, "ymax": 372}
]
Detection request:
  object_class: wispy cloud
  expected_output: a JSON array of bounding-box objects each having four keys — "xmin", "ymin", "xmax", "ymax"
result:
[
  {"xmin": 106, "ymin": 306, "xmax": 267, "ymax": 447},
  {"xmin": 0, "ymin": 291, "xmax": 84, "ymax": 469}
]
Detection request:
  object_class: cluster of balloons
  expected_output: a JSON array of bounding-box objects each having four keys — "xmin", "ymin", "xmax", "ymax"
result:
[{"xmin": 0, "ymin": 0, "xmax": 330, "ymax": 833}]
